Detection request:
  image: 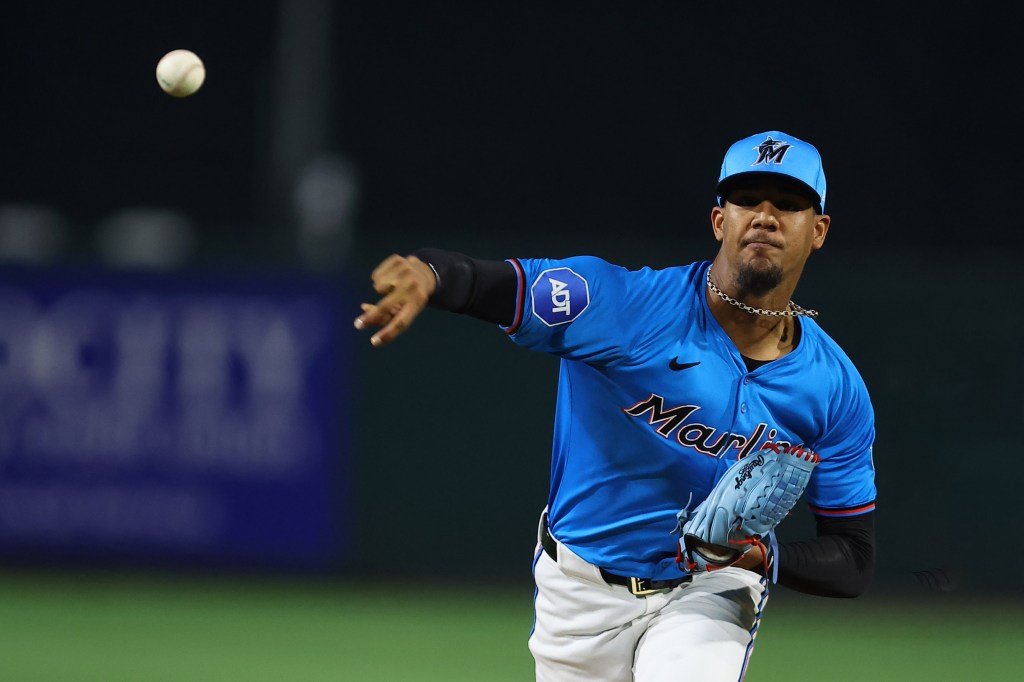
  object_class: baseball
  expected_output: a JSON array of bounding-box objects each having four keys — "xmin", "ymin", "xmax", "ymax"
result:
[{"xmin": 155, "ymin": 49, "xmax": 205, "ymax": 97}]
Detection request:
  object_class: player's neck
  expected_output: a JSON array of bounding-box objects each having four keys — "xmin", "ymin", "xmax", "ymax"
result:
[
  {"xmin": 710, "ymin": 299, "xmax": 795, "ymax": 361},
  {"xmin": 705, "ymin": 268, "xmax": 799, "ymax": 361}
]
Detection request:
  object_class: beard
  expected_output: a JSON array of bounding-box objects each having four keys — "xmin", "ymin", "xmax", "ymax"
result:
[{"xmin": 737, "ymin": 261, "xmax": 783, "ymax": 296}]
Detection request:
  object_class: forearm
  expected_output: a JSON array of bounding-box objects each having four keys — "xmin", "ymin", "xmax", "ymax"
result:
[
  {"xmin": 411, "ymin": 248, "xmax": 517, "ymax": 325},
  {"xmin": 776, "ymin": 512, "xmax": 875, "ymax": 598}
]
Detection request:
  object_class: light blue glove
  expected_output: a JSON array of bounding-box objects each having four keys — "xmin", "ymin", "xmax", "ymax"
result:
[{"xmin": 677, "ymin": 446, "xmax": 819, "ymax": 573}]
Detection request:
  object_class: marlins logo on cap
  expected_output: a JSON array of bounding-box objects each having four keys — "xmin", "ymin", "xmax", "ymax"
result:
[{"xmin": 716, "ymin": 131, "xmax": 827, "ymax": 213}]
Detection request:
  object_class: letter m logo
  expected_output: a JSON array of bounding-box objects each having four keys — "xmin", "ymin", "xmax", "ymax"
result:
[{"xmin": 753, "ymin": 136, "xmax": 792, "ymax": 167}]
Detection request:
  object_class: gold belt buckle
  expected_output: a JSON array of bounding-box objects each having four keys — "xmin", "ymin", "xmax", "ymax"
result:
[{"xmin": 628, "ymin": 577, "xmax": 664, "ymax": 597}]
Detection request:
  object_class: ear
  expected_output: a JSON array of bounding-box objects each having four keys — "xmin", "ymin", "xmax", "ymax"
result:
[
  {"xmin": 811, "ymin": 213, "xmax": 830, "ymax": 251},
  {"xmin": 711, "ymin": 206, "xmax": 725, "ymax": 242}
]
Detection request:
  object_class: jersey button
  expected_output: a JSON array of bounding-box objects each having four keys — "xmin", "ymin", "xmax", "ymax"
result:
[
  {"xmin": 740, "ymin": 403, "xmax": 747, "ymax": 413},
  {"xmin": 743, "ymin": 377, "xmax": 751, "ymax": 385}
]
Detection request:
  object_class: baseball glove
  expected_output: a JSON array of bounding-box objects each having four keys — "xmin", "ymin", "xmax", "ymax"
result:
[{"xmin": 676, "ymin": 445, "xmax": 820, "ymax": 573}]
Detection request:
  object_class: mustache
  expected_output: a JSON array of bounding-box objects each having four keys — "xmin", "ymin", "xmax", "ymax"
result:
[{"xmin": 741, "ymin": 235, "xmax": 783, "ymax": 248}]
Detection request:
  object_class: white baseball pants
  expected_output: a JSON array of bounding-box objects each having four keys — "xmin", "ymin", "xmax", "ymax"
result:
[{"xmin": 529, "ymin": 525, "xmax": 767, "ymax": 681}]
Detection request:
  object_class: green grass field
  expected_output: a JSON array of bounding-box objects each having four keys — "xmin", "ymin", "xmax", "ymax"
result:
[{"xmin": 0, "ymin": 570, "xmax": 1016, "ymax": 681}]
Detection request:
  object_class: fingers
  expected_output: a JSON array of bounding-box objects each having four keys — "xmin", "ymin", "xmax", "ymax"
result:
[
  {"xmin": 353, "ymin": 302, "xmax": 408, "ymax": 346},
  {"xmin": 356, "ymin": 302, "xmax": 394, "ymax": 328},
  {"xmin": 369, "ymin": 301, "xmax": 420, "ymax": 347},
  {"xmin": 354, "ymin": 254, "xmax": 436, "ymax": 346},
  {"xmin": 356, "ymin": 299, "xmax": 422, "ymax": 347}
]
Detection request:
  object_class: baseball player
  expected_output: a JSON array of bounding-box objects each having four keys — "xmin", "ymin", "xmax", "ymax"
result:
[{"xmin": 355, "ymin": 131, "xmax": 876, "ymax": 681}]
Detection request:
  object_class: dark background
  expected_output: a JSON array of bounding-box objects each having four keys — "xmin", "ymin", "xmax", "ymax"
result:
[{"xmin": 2, "ymin": 1, "xmax": 1022, "ymax": 596}]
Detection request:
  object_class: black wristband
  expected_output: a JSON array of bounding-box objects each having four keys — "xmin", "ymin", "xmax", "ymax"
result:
[
  {"xmin": 411, "ymin": 248, "xmax": 476, "ymax": 311},
  {"xmin": 410, "ymin": 248, "xmax": 517, "ymax": 326}
]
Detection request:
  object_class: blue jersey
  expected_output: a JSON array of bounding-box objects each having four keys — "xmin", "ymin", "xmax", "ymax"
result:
[{"xmin": 504, "ymin": 257, "xmax": 876, "ymax": 581}]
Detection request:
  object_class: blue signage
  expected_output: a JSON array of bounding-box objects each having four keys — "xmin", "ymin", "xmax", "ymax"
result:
[{"xmin": 0, "ymin": 266, "xmax": 350, "ymax": 570}]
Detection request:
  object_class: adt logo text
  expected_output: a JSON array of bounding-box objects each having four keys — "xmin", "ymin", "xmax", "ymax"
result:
[
  {"xmin": 549, "ymin": 277, "xmax": 571, "ymax": 316},
  {"xmin": 530, "ymin": 268, "xmax": 589, "ymax": 326}
]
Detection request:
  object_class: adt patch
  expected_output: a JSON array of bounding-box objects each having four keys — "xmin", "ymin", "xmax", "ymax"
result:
[{"xmin": 530, "ymin": 268, "xmax": 590, "ymax": 326}]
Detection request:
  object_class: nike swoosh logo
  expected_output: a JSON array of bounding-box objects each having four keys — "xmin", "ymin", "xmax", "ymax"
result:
[{"xmin": 669, "ymin": 358, "xmax": 701, "ymax": 371}]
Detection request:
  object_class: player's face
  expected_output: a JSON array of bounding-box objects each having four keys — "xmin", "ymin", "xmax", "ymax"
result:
[{"xmin": 711, "ymin": 179, "xmax": 829, "ymax": 291}]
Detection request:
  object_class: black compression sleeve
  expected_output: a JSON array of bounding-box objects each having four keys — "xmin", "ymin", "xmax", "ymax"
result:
[
  {"xmin": 777, "ymin": 511, "xmax": 876, "ymax": 598},
  {"xmin": 410, "ymin": 248, "xmax": 518, "ymax": 326}
]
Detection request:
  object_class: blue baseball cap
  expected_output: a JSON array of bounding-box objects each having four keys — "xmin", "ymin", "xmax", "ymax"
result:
[{"xmin": 716, "ymin": 131, "xmax": 827, "ymax": 213}]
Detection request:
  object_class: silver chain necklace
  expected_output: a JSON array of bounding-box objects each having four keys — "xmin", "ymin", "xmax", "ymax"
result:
[{"xmin": 706, "ymin": 267, "xmax": 818, "ymax": 318}]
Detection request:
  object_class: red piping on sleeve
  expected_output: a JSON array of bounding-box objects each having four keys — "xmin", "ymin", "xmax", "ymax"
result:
[
  {"xmin": 810, "ymin": 502, "xmax": 876, "ymax": 517},
  {"xmin": 504, "ymin": 258, "xmax": 527, "ymax": 334}
]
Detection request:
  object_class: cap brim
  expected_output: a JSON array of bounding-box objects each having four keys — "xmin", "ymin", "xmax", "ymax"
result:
[{"xmin": 716, "ymin": 171, "xmax": 822, "ymax": 212}]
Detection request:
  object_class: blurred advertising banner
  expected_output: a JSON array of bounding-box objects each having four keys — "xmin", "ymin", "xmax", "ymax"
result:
[{"xmin": 0, "ymin": 266, "xmax": 349, "ymax": 570}]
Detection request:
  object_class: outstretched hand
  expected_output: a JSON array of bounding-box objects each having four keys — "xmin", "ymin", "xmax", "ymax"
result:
[{"xmin": 354, "ymin": 254, "xmax": 437, "ymax": 346}]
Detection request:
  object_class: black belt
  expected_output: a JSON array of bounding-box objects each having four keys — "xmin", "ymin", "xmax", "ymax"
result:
[{"xmin": 541, "ymin": 523, "xmax": 690, "ymax": 597}]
